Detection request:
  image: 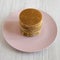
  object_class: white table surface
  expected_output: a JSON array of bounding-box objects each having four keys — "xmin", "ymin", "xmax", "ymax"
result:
[{"xmin": 0, "ymin": 0, "xmax": 60, "ymax": 60}]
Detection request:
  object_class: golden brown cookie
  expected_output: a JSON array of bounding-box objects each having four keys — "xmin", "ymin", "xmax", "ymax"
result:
[{"xmin": 19, "ymin": 8, "xmax": 42, "ymax": 37}]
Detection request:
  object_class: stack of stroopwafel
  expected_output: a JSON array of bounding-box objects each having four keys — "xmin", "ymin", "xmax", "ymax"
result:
[{"xmin": 19, "ymin": 8, "xmax": 42, "ymax": 37}]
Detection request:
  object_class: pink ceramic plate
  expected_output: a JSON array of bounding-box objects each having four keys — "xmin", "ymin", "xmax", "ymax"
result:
[{"xmin": 2, "ymin": 11, "xmax": 57, "ymax": 52}]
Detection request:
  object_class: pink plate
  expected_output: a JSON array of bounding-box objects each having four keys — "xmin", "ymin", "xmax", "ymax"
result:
[{"xmin": 2, "ymin": 11, "xmax": 57, "ymax": 52}]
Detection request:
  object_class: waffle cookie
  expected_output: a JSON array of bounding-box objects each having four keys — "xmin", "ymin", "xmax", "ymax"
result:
[{"xmin": 19, "ymin": 8, "xmax": 42, "ymax": 37}]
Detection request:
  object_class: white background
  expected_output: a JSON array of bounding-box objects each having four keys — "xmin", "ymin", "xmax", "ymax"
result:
[{"xmin": 0, "ymin": 0, "xmax": 60, "ymax": 60}]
